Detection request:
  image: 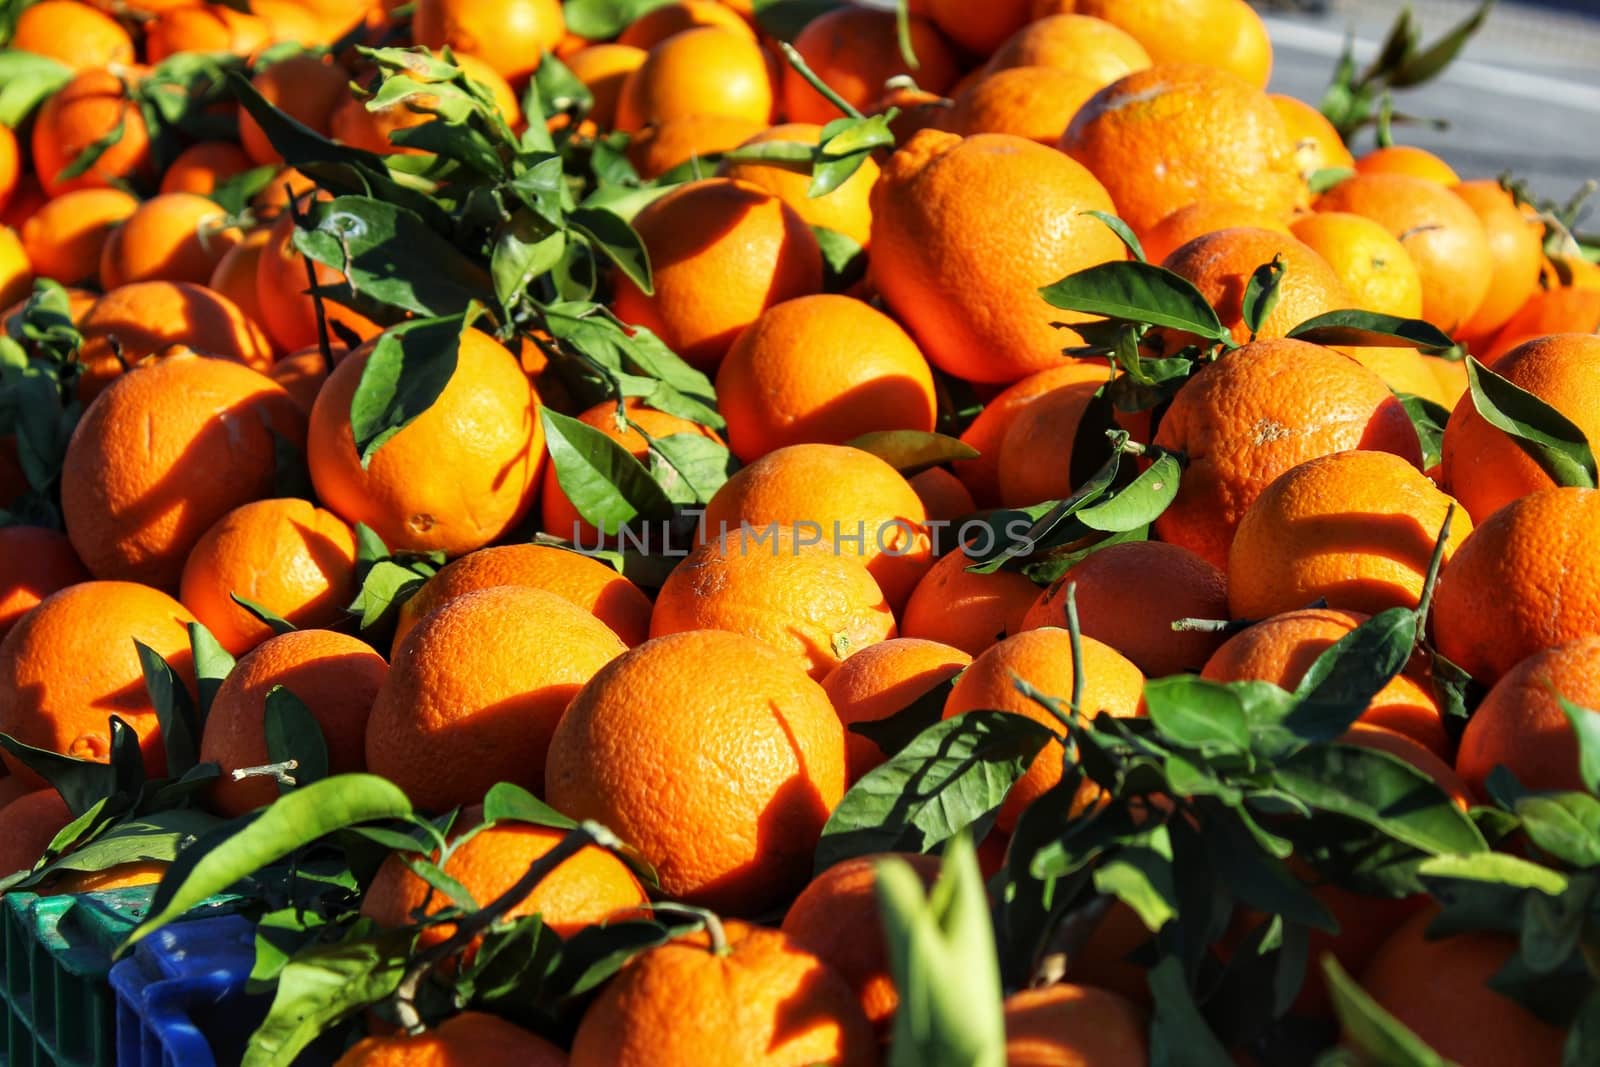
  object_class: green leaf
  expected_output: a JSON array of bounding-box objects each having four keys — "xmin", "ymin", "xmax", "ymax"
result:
[
  {"xmin": 349, "ymin": 559, "xmax": 429, "ymax": 631},
  {"xmin": 1147, "ymin": 956, "xmax": 1237, "ymax": 1067},
  {"xmin": 1555, "ymin": 692, "xmax": 1600, "ymax": 794},
  {"xmin": 1040, "ymin": 261, "xmax": 1229, "ymax": 342},
  {"xmin": 845, "ymin": 430, "xmax": 979, "ymax": 476},
  {"xmin": 752, "ymin": 0, "xmax": 845, "ymax": 39},
  {"xmin": 812, "ymin": 225, "xmax": 866, "ymax": 290},
  {"xmin": 22, "ymin": 810, "xmax": 222, "ymax": 886},
  {"xmin": 491, "ymin": 217, "xmax": 566, "ymax": 311},
  {"xmin": 1465, "ymin": 356, "xmax": 1597, "ymax": 488},
  {"xmin": 349, "ymin": 315, "xmax": 464, "ymax": 466},
  {"xmin": 134, "ymin": 638, "xmax": 200, "ymax": 779},
  {"xmin": 0, "ymin": 728, "xmax": 115, "ymax": 817},
  {"xmin": 1517, "ymin": 791, "xmax": 1600, "ymax": 868},
  {"xmin": 645, "ymin": 431, "xmax": 736, "ymax": 506},
  {"xmin": 263, "ymin": 686, "xmax": 330, "ymax": 794},
  {"xmin": 1288, "ymin": 607, "xmax": 1417, "ymax": 743},
  {"xmin": 1565, "ymin": 985, "xmax": 1600, "ymax": 1067},
  {"xmin": 815, "ymin": 711, "xmax": 1054, "ymax": 874},
  {"xmin": 1397, "ymin": 391, "xmax": 1448, "ymax": 470},
  {"xmin": 1242, "ymin": 256, "xmax": 1286, "ymax": 339},
  {"xmin": 1392, "ymin": 0, "xmax": 1494, "ymax": 88},
  {"xmin": 1143, "ymin": 676, "xmax": 1252, "ymax": 753},
  {"xmin": 1419, "ymin": 851, "xmax": 1570, "ymax": 897},
  {"xmin": 0, "ymin": 50, "xmax": 72, "ymax": 126},
  {"xmin": 187, "ymin": 622, "xmax": 234, "ymax": 724},
  {"xmin": 1322, "ymin": 955, "xmax": 1451, "ymax": 1066},
  {"xmin": 1077, "ymin": 449, "xmax": 1181, "ymax": 532},
  {"xmin": 1092, "ymin": 827, "xmax": 1178, "ymax": 932},
  {"xmin": 229, "ymin": 594, "xmax": 298, "ymax": 636},
  {"xmin": 481, "ymin": 782, "xmax": 577, "ymax": 830},
  {"xmin": 849, "ymin": 676, "xmax": 960, "ymax": 761},
  {"xmin": 562, "ymin": 0, "xmax": 678, "ymax": 39},
  {"xmin": 570, "ymin": 206, "xmax": 652, "ymax": 295},
  {"xmin": 1082, "ymin": 210, "xmax": 1146, "ymax": 262},
  {"xmin": 1287, "ymin": 310, "xmax": 1455, "ymax": 350},
  {"xmin": 125, "ymin": 774, "xmax": 413, "ymax": 949},
  {"xmin": 540, "ymin": 408, "xmax": 674, "ymax": 537}
]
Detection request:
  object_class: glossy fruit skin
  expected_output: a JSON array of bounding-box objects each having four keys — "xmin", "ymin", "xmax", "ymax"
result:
[
  {"xmin": 820, "ymin": 639, "xmax": 970, "ymax": 783},
  {"xmin": 986, "ymin": 14, "xmax": 1152, "ymax": 87},
  {"xmin": 718, "ymin": 124, "xmax": 879, "ymax": 247},
  {"xmin": 1290, "ymin": 211, "xmax": 1425, "ymax": 320},
  {"xmin": 11, "ymin": 1, "xmax": 134, "ymax": 71},
  {"xmin": 616, "ymin": 27, "xmax": 774, "ymax": 131},
  {"xmin": 899, "ymin": 548, "xmax": 1040, "ymax": 658},
  {"xmin": 0, "ymin": 526, "xmax": 88, "ymax": 640},
  {"xmin": 1037, "ymin": 0, "xmax": 1273, "ymax": 88},
  {"xmin": 1455, "ymin": 637, "xmax": 1600, "ymax": 798},
  {"xmin": 98, "ymin": 193, "xmax": 241, "ymax": 290},
  {"xmin": 411, "ymin": 0, "xmax": 566, "ymax": 86},
  {"xmin": 76, "ymin": 283, "xmax": 275, "ymax": 401},
  {"xmin": 1452, "ymin": 179, "xmax": 1545, "ymax": 342},
  {"xmin": 32, "ymin": 69, "xmax": 152, "ymax": 196},
  {"xmin": 953, "ymin": 360, "xmax": 1112, "ymax": 507},
  {"xmin": 1161, "ymin": 227, "xmax": 1349, "ymax": 345},
  {"xmin": 254, "ymin": 203, "xmax": 383, "ymax": 355},
  {"xmin": 1142, "ymin": 201, "xmax": 1292, "ymax": 267},
  {"xmin": 19, "ymin": 188, "xmax": 137, "ymax": 286}
]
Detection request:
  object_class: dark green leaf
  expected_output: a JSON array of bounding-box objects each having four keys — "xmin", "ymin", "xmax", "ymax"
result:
[
  {"xmin": 1082, "ymin": 210, "xmax": 1146, "ymax": 262},
  {"xmin": 1321, "ymin": 955, "xmax": 1451, "ymax": 1066},
  {"xmin": 1077, "ymin": 449, "xmax": 1181, "ymax": 532},
  {"xmin": 1143, "ymin": 676, "xmax": 1252, "ymax": 753},
  {"xmin": 1465, "ymin": 356, "xmax": 1597, "ymax": 488},
  {"xmin": 1242, "ymin": 256, "xmax": 1286, "ymax": 338},
  {"xmin": 752, "ymin": 0, "xmax": 845, "ymax": 39},
  {"xmin": 481, "ymin": 782, "xmax": 577, "ymax": 829},
  {"xmin": 1392, "ymin": 0, "xmax": 1494, "ymax": 87},
  {"xmin": 540, "ymin": 408, "xmax": 674, "ymax": 536},
  {"xmin": 229, "ymin": 594, "xmax": 298, "ymax": 636},
  {"xmin": 349, "ymin": 315, "xmax": 464, "ymax": 466},
  {"xmin": 1147, "ymin": 956, "xmax": 1237, "ymax": 1067},
  {"xmin": 1397, "ymin": 391, "xmax": 1448, "ymax": 470},
  {"xmin": 135, "ymin": 638, "xmax": 200, "ymax": 779},
  {"xmin": 1040, "ymin": 261, "xmax": 1229, "ymax": 341},
  {"xmin": 570, "ymin": 206, "xmax": 652, "ymax": 294},
  {"xmin": 23, "ymin": 810, "xmax": 222, "ymax": 887},
  {"xmin": 849, "ymin": 676, "xmax": 959, "ymax": 761},
  {"xmin": 0, "ymin": 728, "xmax": 114, "ymax": 817},
  {"xmin": 845, "ymin": 430, "xmax": 979, "ymax": 476},
  {"xmin": 1288, "ymin": 607, "xmax": 1417, "ymax": 743},
  {"xmin": 1092, "ymin": 828, "xmax": 1178, "ymax": 932},
  {"xmin": 1287, "ymin": 310, "xmax": 1455, "ymax": 350},
  {"xmin": 188, "ymin": 622, "xmax": 235, "ymax": 724},
  {"xmin": 1555, "ymin": 693, "xmax": 1600, "ymax": 794},
  {"xmin": 1564, "ymin": 984, "xmax": 1600, "ymax": 1067},
  {"xmin": 264, "ymin": 686, "xmax": 330, "ymax": 793}
]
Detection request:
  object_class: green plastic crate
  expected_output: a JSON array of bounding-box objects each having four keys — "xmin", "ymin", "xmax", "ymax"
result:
[{"xmin": 1, "ymin": 887, "xmax": 239, "ymax": 1067}]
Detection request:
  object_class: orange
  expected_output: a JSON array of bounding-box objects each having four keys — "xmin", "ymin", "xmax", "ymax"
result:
[
  {"xmin": 1353, "ymin": 144, "xmax": 1460, "ymax": 185},
  {"xmin": 394, "ymin": 542, "xmax": 654, "ymax": 654},
  {"xmin": 651, "ymin": 528, "xmax": 896, "ymax": 680},
  {"xmin": 1270, "ymin": 93, "xmax": 1355, "ymax": 179},
  {"xmin": 1161, "ymin": 226, "xmax": 1349, "ymax": 345},
  {"xmin": 1228, "ymin": 450, "xmax": 1472, "ymax": 619},
  {"xmin": 199, "ymin": 629, "xmax": 387, "ymax": 817},
  {"xmin": 1440, "ymin": 334, "xmax": 1600, "ymax": 524},
  {"xmin": 615, "ymin": 27, "xmax": 774, "ymax": 132},
  {"xmin": 1426, "ymin": 354, "xmax": 1469, "ymax": 408},
  {"xmin": 1035, "ymin": 0, "xmax": 1272, "ymax": 88},
  {"xmin": 146, "ymin": 4, "xmax": 270, "ymax": 59},
  {"xmin": 0, "ymin": 526, "xmax": 88, "ymax": 640},
  {"xmin": 179, "ymin": 498, "xmax": 358, "ymax": 656},
  {"xmin": 900, "ymin": 547, "xmax": 1040, "ymax": 656},
  {"xmin": 1141, "ymin": 201, "xmax": 1292, "ymax": 267},
  {"xmin": 1021, "ymin": 541, "xmax": 1229, "ymax": 677},
  {"xmin": 1456, "ymin": 636, "xmax": 1600, "ymax": 798},
  {"xmin": 368, "ymin": 586, "xmax": 624, "ymax": 809},
  {"xmin": 1151, "ymin": 339, "xmax": 1422, "ymax": 569},
  {"xmin": 539, "ymin": 397, "xmax": 721, "ymax": 546},
  {"xmin": 1485, "ymin": 286, "xmax": 1600, "ymax": 363},
  {"xmin": 1315, "ymin": 173, "xmax": 1492, "ymax": 336},
  {"xmin": 718, "ymin": 123, "xmax": 880, "ymax": 247},
  {"xmin": 1289, "ymin": 211, "xmax": 1424, "ymax": 320},
  {"xmin": 701, "ymin": 442, "xmax": 932, "ymax": 610},
  {"xmin": 293, "ymin": 0, "xmax": 370, "ymax": 40},
  {"xmin": 1201, "ymin": 607, "xmax": 1450, "ymax": 760},
  {"xmin": 360, "ymin": 806, "xmax": 646, "ymax": 944},
  {"xmin": 782, "ymin": 852, "xmax": 942, "ymax": 1032},
  {"xmin": 0, "ymin": 124, "xmax": 17, "ymax": 216},
  {"xmin": 411, "ymin": 0, "xmax": 565, "ymax": 85},
  {"xmin": 61, "ymin": 352, "xmax": 304, "ymax": 589},
  {"xmin": 546, "ymin": 630, "xmax": 846, "ymax": 914},
  {"xmin": 563, "ymin": 44, "xmax": 647, "ymax": 131},
  {"xmin": 0, "ymin": 789, "xmax": 73, "ymax": 878},
  {"xmin": 1432, "ymin": 487, "xmax": 1600, "ymax": 684},
  {"xmin": 0, "ymin": 581, "xmax": 194, "ymax": 787},
  {"xmin": 953, "ymin": 360, "xmax": 1112, "ymax": 506},
  {"xmin": 447, "ymin": 52, "xmax": 522, "ymax": 127},
  {"xmin": 1002, "ymin": 983, "xmax": 1149, "ymax": 1067},
  {"xmin": 782, "ymin": 7, "xmax": 958, "ymax": 126},
  {"xmin": 1452, "ymin": 179, "xmax": 1546, "ymax": 343},
  {"xmin": 871, "ymin": 130, "xmax": 1125, "ymax": 383},
  {"xmin": 1062, "ymin": 65, "xmax": 1301, "ymax": 236},
  {"xmin": 333, "ymin": 1012, "xmax": 568, "ymax": 1067},
  {"xmin": 76, "ymin": 283, "xmax": 275, "ymax": 401},
  {"xmin": 944, "ymin": 628, "xmax": 1145, "ymax": 831},
  {"xmin": 0, "ymin": 777, "xmax": 31, "ymax": 812},
  {"xmin": 819, "ymin": 639, "xmax": 970, "ymax": 783},
  {"xmin": 206, "ymin": 227, "xmax": 275, "ymax": 349},
  {"xmin": 254, "ymin": 198, "xmax": 384, "ymax": 354},
  {"xmin": 308, "ymin": 328, "xmax": 543, "ymax": 557},
  {"xmin": 714, "ymin": 293, "xmax": 936, "ymax": 462},
  {"xmin": 625, "ymin": 112, "xmax": 766, "ymax": 179},
  {"xmin": 617, "ymin": 0, "xmax": 753, "ymax": 49},
  {"xmin": 98, "ymin": 192, "xmax": 242, "ymax": 290},
  {"xmin": 13, "ymin": 1, "xmax": 133, "ymax": 69},
  {"xmin": 249, "ymin": 166, "xmax": 317, "ymax": 222},
  {"xmin": 1341, "ymin": 346, "xmax": 1453, "ymax": 407},
  {"xmin": 328, "ymin": 88, "xmax": 434, "ymax": 157},
  {"xmin": 993, "ymin": 374, "xmax": 1134, "ymax": 507},
  {"xmin": 926, "ymin": 0, "xmax": 1027, "ymax": 54},
  {"xmin": 944, "ymin": 66, "xmax": 1102, "ymax": 146},
  {"xmin": 251, "ymin": 0, "xmax": 330, "ymax": 47},
  {"xmin": 986, "ymin": 15, "xmax": 1151, "ymax": 88},
  {"xmin": 238, "ymin": 53, "xmax": 349, "ymax": 167},
  {"xmin": 0, "ymin": 286, "xmax": 95, "ymax": 331},
  {"xmin": 159, "ymin": 141, "xmax": 253, "ymax": 197},
  {"xmin": 50, "ymin": 859, "xmax": 167, "ymax": 893},
  {"xmin": 0, "ymin": 226, "xmax": 29, "ymax": 309},
  {"xmin": 266, "ymin": 345, "xmax": 337, "ymax": 415},
  {"xmin": 568, "ymin": 920, "xmax": 876, "ymax": 1067},
  {"xmin": 908, "ymin": 466, "xmax": 975, "ymax": 524},
  {"xmin": 1358, "ymin": 908, "xmax": 1565, "ymax": 1067},
  {"xmin": 19, "ymin": 188, "xmax": 137, "ymax": 286}
]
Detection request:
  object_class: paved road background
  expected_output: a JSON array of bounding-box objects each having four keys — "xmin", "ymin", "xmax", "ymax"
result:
[{"xmin": 1262, "ymin": 0, "xmax": 1600, "ymax": 203}]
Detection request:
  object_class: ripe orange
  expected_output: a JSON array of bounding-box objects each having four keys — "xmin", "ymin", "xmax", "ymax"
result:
[
  {"xmin": 610, "ymin": 178, "xmax": 821, "ymax": 370},
  {"xmin": 1451, "ymin": 180, "xmax": 1547, "ymax": 344},
  {"xmin": 0, "ymin": 226, "xmax": 29, "ymax": 308},
  {"xmin": 61, "ymin": 351, "xmax": 304, "ymax": 590},
  {"xmin": 1003, "ymin": 983, "xmax": 1150, "ymax": 1067},
  {"xmin": 200, "ymin": 629, "xmax": 387, "ymax": 817},
  {"xmin": 1201, "ymin": 607, "xmax": 1450, "ymax": 760},
  {"xmin": 1290, "ymin": 211, "xmax": 1425, "ymax": 320},
  {"xmin": 546, "ymin": 630, "xmax": 846, "ymax": 914},
  {"xmin": 411, "ymin": 0, "xmax": 565, "ymax": 85},
  {"xmin": 563, "ymin": 44, "xmax": 647, "ymax": 131},
  {"xmin": 1270, "ymin": 93, "xmax": 1355, "ymax": 179},
  {"xmin": 986, "ymin": 15, "xmax": 1152, "ymax": 88},
  {"xmin": 179, "ymin": 498, "xmax": 359, "ymax": 656},
  {"xmin": 0, "ymin": 789, "xmax": 73, "ymax": 878},
  {"xmin": 993, "ymin": 374, "xmax": 1139, "ymax": 507},
  {"xmin": 900, "ymin": 547, "xmax": 1041, "ymax": 657},
  {"xmin": 944, "ymin": 66, "xmax": 1102, "ymax": 146},
  {"xmin": 98, "ymin": 192, "xmax": 242, "ymax": 290},
  {"xmin": 238, "ymin": 53, "xmax": 349, "ymax": 167},
  {"xmin": 944, "ymin": 628, "xmax": 1145, "ymax": 831},
  {"xmin": 1140, "ymin": 202, "xmax": 1292, "ymax": 267},
  {"xmin": 12, "ymin": 1, "xmax": 133, "ymax": 70},
  {"xmin": 908, "ymin": 466, "xmax": 976, "ymax": 524},
  {"xmin": 394, "ymin": 543, "xmax": 654, "ymax": 654},
  {"xmin": 1485, "ymin": 286, "xmax": 1600, "ymax": 364},
  {"xmin": 714, "ymin": 294, "xmax": 935, "ymax": 462},
  {"xmin": 718, "ymin": 123, "xmax": 880, "ymax": 247},
  {"xmin": 782, "ymin": 852, "xmax": 942, "ymax": 1033},
  {"xmin": 1035, "ymin": 0, "xmax": 1272, "ymax": 88},
  {"xmin": 617, "ymin": 0, "xmax": 753, "ymax": 49},
  {"xmin": 32, "ymin": 68, "xmax": 152, "ymax": 196},
  {"xmin": 254, "ymin": 201, "xmax": 384, "ymax": 355},
  {"xmin": 308, "ymin": 328, "xmax": 542, "ymax": 557},
  {"xmin": 1340, "ymin": 346, "xmax": 1454, "ymax": 408},
  {"xmin": 625, "ymin": 113, "xmax": 766, "ymax": 180},
  {"xmin": 568, "ymin": 920, "xmax": 876, "ymax": 1066},
  {"xmin": 18, "ymin": 187, "xmax": 137, "ymax": 286},
  {"xmin": 159, "ymin": 141, "xmax": 253, "ymax": 197},
  {"xmin": 701, "ymin": 442, "xmax": 933, "ymax": 610},
  {"xmin": 1358, "ymin": 908, "xmax": 1565, "ymax": 1067},
  {"xmin": 615, "ymin": 27, "xmax": 774, "ymax": 132},
  {"xmin": 651, "ymin": 528, "xmax": 896, "ymax": 680},
  {"xmin": 820, "ymin": 639, "xmax": 970, "ymax": 783},
  {"xmin": 1161, "ymin": 227, "xmax": 1349, "ymax": 345},
  {"xmin": 1315, "ymin": 173, "xmax": 1492, "ymax": 336},
  {"xmin": 334, "ymin": 1012, "xmax": 568, "ymax": 1067},
  {"xmin": 1455, "ymin": 636, "xmax": 1600, "ymax": 798},
  {"xmin": 0, "ymin": 124, "xmax": 17, "ymax": 216},
  {"xmin": 952, "ymin": 360, "xmax": 1112, "ymax": 506},
  {"xmin": 145, "ymin": 4, "xmax": 270, "ymax": 59},
  {"xmin": 0, "ymin": 527, "xmax": 88, "ymax": 639},
  {"xmin": 1151, "ymin": 338, "xmax": 1422, "ymax": 570},
  {"xmin": 925, "ymin": 0, "xmax": 1027, "ymax": 54},
  {"xmin": 360, "ymin": 806, "xmax": 646, "ymax": 944},
  {"xmin": 1343, "ymin": 723, "xmax": 1470, "ymax": 809},
  {"xmin": 206, "ymin": 227, "xmax": 275, "ymax": 346},
  {"xmin": 1021, "ymin": 541, "xmax": 1229, "ymax": 677},
  {"xmin": 1432, "ymin": 487, "xmax": 1600, "ymax": 684},
  {"xmin": 251, "ymin": 0, "xmax": 329, "ymax": 47},
  {"xmin": 871, "ymin": 130, "xmax": 1125, "ymax": 383},
  {"xmin": 1228, "ymin": 450, "xmax": 1472, "ymax": 619},
  {"xmin": 1353, "ymin": 144, "xmax": 1460, "ymax": 185},
  {"xmin": 0, "ymin": 580, "xmax": 195, "ymax": 786},
  {"xmin": 369, "ymin": 586, "xmax": 625, "ymax": 808},
  {"xmin": 265, "ymin": 345, "xmax": 337, "ymax": 415},
  {"xmin": 782, "ymin": 7, "xmax": 958, "ymax": 126},
  {"xmin": 1062, "ymin": 65, "xmax": 1301, "ymax": 237}
]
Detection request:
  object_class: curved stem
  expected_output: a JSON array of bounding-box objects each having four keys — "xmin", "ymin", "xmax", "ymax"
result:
[{"xmin": 777, "ymin": 42, "xmax": 863, "ymax": 121}]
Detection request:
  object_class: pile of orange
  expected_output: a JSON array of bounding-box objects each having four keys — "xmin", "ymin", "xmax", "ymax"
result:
[{"xmin": 0, "ymin": 0, "xmax": 1595, "ymax": 1063}]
